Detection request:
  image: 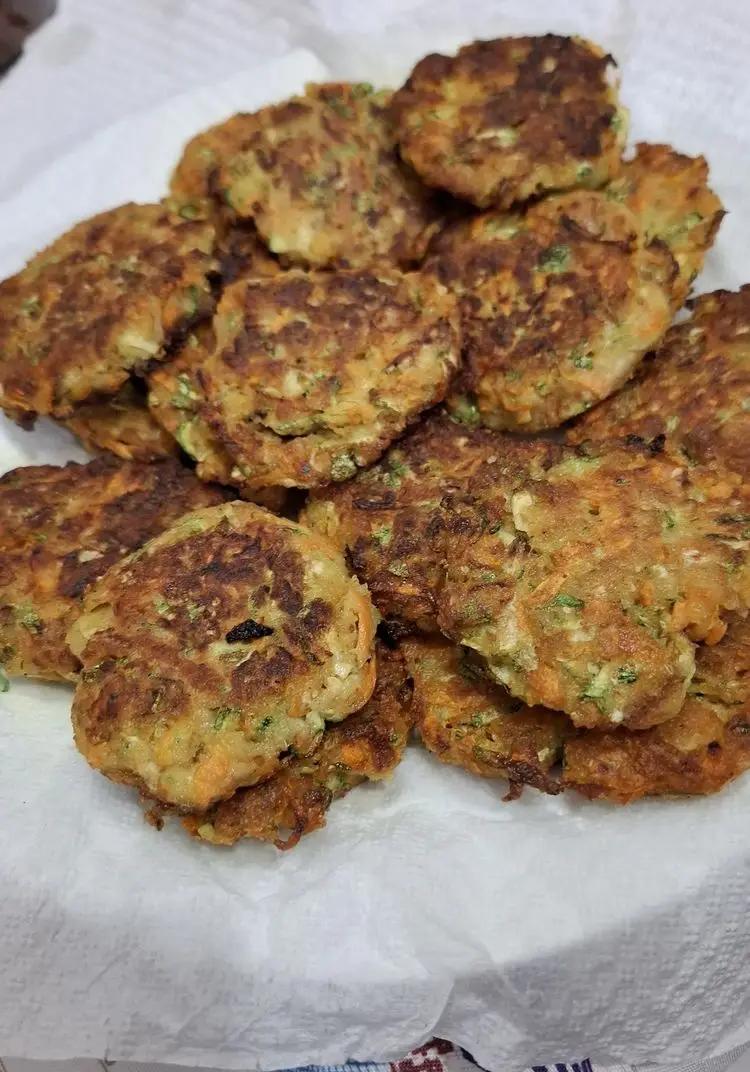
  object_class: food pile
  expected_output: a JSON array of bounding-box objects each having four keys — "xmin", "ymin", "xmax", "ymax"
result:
[{"xmin": 2, "ymin": 34, "xmax": 749, "ymax": 850}]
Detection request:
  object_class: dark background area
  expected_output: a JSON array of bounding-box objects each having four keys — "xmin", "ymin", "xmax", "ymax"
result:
[{"xmin": 0, "ymin": 0, "xmax": 56, "ymax": 74}]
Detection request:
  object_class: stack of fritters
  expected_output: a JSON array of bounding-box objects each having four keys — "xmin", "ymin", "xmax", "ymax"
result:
[{"xmin": 1, "ymin": 32, "xmax": 748, "ymax": 850}]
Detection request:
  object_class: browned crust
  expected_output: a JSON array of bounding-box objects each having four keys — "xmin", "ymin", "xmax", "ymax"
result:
[{"xmin": 63, "ymin": 380, "xmax": 178, "ymax": 462}]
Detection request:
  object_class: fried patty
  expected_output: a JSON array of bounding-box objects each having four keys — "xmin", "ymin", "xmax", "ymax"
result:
[
  {"xmin": 0, "ymin": 203, "xmax": 217, "ymax": 422},
  {"xmin": 199, "ymin": 268, "xmax": 460, "ymax": 490},
  {"xmin": 0, "ymin": 458, "xmax": 225, "ymax": 682},
  {"xmin": 568, "ymin": 288, "xmax": 750, "ymax": 480},
  {"xmin": 440, "ymin": 441, "xmax": 750, "ymax": 731},
  {"xmin": 302, "ymin": 412, "xmax": 558, "ymax": 631},
  {"xmin": 563, "ymin": 615, "xmax": 750, "ymax": 801},
  {"xmin": 217, "ymin": 82, "xmax": 444, "ymax": 268},
  {"xmin": 391, "ymin": 35, "xmax": 625, "ymax": 209},
  {"xmin": 606, "ymin": 143, "xmax": 724, "ymax": 308},
  {"xmin": 63, "ymin": 380, "xmax": 178, "ymax": 462},
  {"xmin": 430, "ymin": 188, "xmax": 675, "ymax": 432},
  {"xmin": 68, "ymin": 502, "xmax": 377, "ymax": 810},
  {"xmin": 183, "ymin": 640, "xmax": 413, "ymax": 847},
  {"xmin": 402, "ymin": 636, "xmax": 568, "ymax": 795}
]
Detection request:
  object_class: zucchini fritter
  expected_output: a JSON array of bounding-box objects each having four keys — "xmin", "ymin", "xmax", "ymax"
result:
[
  {"xmin": 606, "ymin": 143, "xmax": 724, "ymax": 308},
  {"xmin": 217, "ymin": 83, "xmax": 444, "ymax": 268},
  {"xmin": 63, "ymin": 380, "xmax": 177, "ymax": 462},
  {"xmin": 391, "ymin": 35, "xmax": 625, "ymax": 209},
  {"xmin": 302, "ymin": 413, "xmax": 557, "ymax": 631},
  {"xmin": 68, "ymin": 502, "xmax": 377, "ymax": 810},
  {"xmin": 0, "ymin": 458, "xmax": 225, "ymax": 681},
  {"xmin": 568, "ymin": 288, "xmax": 750, "ymax": 481},
  {"xmin": 440, "ymin": 441, "xmax": 750, "ymax": 730},
  {"xmin": 183, "ymin": 641, "xmax": 413, "ymax": 848},
  {"xmin": 403, "ymin": 636, "xmax": 569, "ymax": 795},
  {"xmin": 564, "ymin": 616, "xmax": 750, "ymax": 801},
  {"xmin": 0, "ymin": 203, "xmax": 217, "ymax": 421},
  {"xmin": 199, "ymin": 269, "xmax": 460, "ymax": 490},
  {"xmin": 431, "ymin": 188, "xmax": 675, "ymax": 432}
]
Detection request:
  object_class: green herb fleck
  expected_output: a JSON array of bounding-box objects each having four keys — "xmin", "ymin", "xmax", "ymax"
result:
[
  {"xmin": 326, "ymin": 96, "xmax": 354, "ymax": 119},
  {"xmin": 537, "ymin": 244, "xmax": 571, "ymax": 273},
  {"xmin": 212, "ymin": 705, "xmax": 239, "ymax": 730},
  {"xmin": 663, "ymin": 510, "xmax": 676, "ymax": 530},
  {"xmin": 20, "ymin": 295, "xmax": 41, "ymax": 318},
  {"xmin": 551, "ymin": 593, "xmax": 584, "ymax": 609},
  {"xmin": 570, "ymin": 347, "xmax": 593, "ymax": 370},
  {"xmin": 170, "ymin": 373, "xmax": 199, "ymax": 411},
  {"xmin": 187, "ymin": 602, "xmax": 204, "ymax": 621},
  {"xmin": 154, "ymin": 596, "xmax": 172, "ymax": 618},
  {"xmin": 330, "ymin": 452, "xmax": 358, "ymax": 481},
  {"xmin": 178, "ymin": 202, "xmax": 201, "ymax": 220},
  {"xmin": 384, "ymin": 459, "xmax": 409, "ymax": 488},
  {"xmin": 451, "ymin": 395, "xmax": 481, "ymax": 426},
  {"xmin": 16, "ymin": 605, "xmax": 42, "ymax": 633},
  {"xmin": 576, "ymin": 162, "xmax": 593, "ymax": 181},
  {"xmin": 0, "ymin": 667, "xmax": 9, "ymax": 693},
  {"xmin": 254, "ymin": 714, "xmax": 274, "ymax": 738},
  {"xmin": 616, "ymin": 665, "xmax": 639, "ymax": 684},
  {"xmin": 372, "ymin": 525, "xmax": 393, "ymax": 547},
  {"xmin": 388, "ymin": 561, "xmax": 409, "ymax": 577}
]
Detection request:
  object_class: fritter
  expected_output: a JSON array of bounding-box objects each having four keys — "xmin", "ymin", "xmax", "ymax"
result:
[
  {"xmin": 564, "ymin": 615, "xmax": 750, "ymax": 801},
  {"xmin": 63, "ymin": 380, "xmax": 178, "ymax": 462},
  {"xmin": 302, "ymin": 412, "xmax": 558, "ymax": 631},
  {"xmin": 391, "ymin": 35, "xmax": 625, "ymax": 209},
  {"xmin": 68, "ymin": 502, "xmax": 377, "ymax": 810},
  {"xmin": 199, "ymin": 268, "xmax": 460, "ymax": 490},
  {"xmin": 402, "ymin": 636, "xmax": 569, "ymax": 795},
  {"xmin": 183, "ymin": 641, "xmax": 413, "ymax": 848},
  {"xmin": 217, "ymin": 82, "xmax": 444, "ymax": 268},
  {"xmin": 146, "ymin": 327, "xmax": 287, "ymax": 512},
  {"xmin": 0, "ymin": 458, "xmax": 225, "ymax": 682},
  {"xmin": 568, "ymin": 288, "xmax": 750, "ymax": 481},
  {"xmin": 606, "ymin": 143, "xmax": 724, "ymax": 308},
  {"xmin": 0, "ymin": 202, "xmax": 217, "ymax": 421},
  {"xmin": 440, "ymin": 441, "xmax": 750, "ymax": 731},
  {"xmin": 430, "ymin": 188, "xmax": 675, "ymax": 432}
]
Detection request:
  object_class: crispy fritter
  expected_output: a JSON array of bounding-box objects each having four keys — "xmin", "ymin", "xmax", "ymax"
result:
[
  {"xmin": 440, "ymin": 441, "xmax": 750, "ymax": 730},
  {"xmin": 391, "ymin": 35, "xmax": 625, "ymax": 209},
  {"xmin": 568, "ymin": 288, "xmax": 750, "ymax": 481},
  {"xmin": 402, "ymin": 636, "xmax": 568, "ymax": 795},
  {"xmin": 0, "ymin": 458, "xmax": 225, "ymax": 682},
  {"xmin": 0, "ymin": 203, "xmax": 217, "ymax": 421},
  {"xmin": 607, "ymin": 143, "xmax": 724, "ymax": 307},
  {"xmin": 146, "ymin": 327, "xmax": 287, "ymax": 511},
  {"xmin": 63, "ymin": 380, "xmax": 177, "ymax": 462},
  {"xmin": 302, "ymin": 413, "xmax": 558, "ymax": 631},
  {"xmin": 183, "ymin": 641, "xmax": 413, "ymax": 847},
  {"xmin": 200, "ymin": 269, "xmax": 460, "ymax": 490},
  {"xmin": 68, "ymin": 502, "xmax": 377, "ymax": 810},
  {"xmin": 430, "ymin": 188, "xmax": 675, "ymax": 432},
  {"xmin": 217, "ymin": 83, "xmax": 444, "ymax": 268},
  {"xmin": 564, "ymin": 616, "xmax": 750, "ymax": 801}
]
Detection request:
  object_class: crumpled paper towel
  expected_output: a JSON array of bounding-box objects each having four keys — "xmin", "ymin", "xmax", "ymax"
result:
[{"xmin": 1, "ymin": 1, "xmax": 750, "ymax": 1069}]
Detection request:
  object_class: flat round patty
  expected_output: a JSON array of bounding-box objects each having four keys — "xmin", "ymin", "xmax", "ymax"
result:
[
  {"xmin": 183, "ymin": 640, "xmax": 413, "ymax": 847},
  {"xmin": 302, "ymin": 413, "xmax": 558, "ymax": 631},
  {"xmin": 568, "ymin": 287, "xmax": 750, "ymax": 481},
  {"xmin": 217, "ymin": 82, "xmax": 444, "ymax": 268},
  {"xmin": 63, "ymin": 380, "xmax": 178, "ymax": 462},
  {"xmin": 440, "ymin": 441, "xmax": 750, "ymax": 731},
  {"xmin": 69, "ymin": 502, "xmax": 377, "ymax": 810},
  {"xmin": 402, "ymin": 636, "xmax": 569, "ymax": 795},
  {"xmin": 430, "ymin": 188, "xmax": 675, "ymax": 432},
  {"xmin": 391, "ymin": 35, "xmax": 625, "ymax": 209},
  {"xmin": 0, "ymin": 202, "xmax": 217, "ymax": 421},
  {"xmin": 0, "ymin": 457, "xmax": 225, "ymax": 682},
  {"xmin": 563, "ymin": 615, "xmax": 750, "ymax": 801},
  {"xmin": 200, "ymin": 268, "xmax": 460, "ymax": 490}
]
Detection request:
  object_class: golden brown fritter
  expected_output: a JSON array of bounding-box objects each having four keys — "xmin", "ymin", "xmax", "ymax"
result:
[
  {"xmin": 183, "ymin": 641, "xmax": 413, "ymax": 847},
  {"xmin": 391, "ymin": 35, "xmax": 626, "ymax": 209},
  {"xmin": 440, "ymin": 440, "xmax": 750, "ymax": 731},
  {"xmin": 217, "ymin": 83, "xmax": 445, "ymax": 268},
  {"xmin": 302, "ymin": 412, "xmax": 558, "ymax": 631},
  {"xmin": 564, "ymin": 616, "xmax": 750, "ymax": 801},
  {"xmin": 568, "ymin": 288, "xmax": 750, "ymax": 481},
  {"xmin": 200, "ymin": 268, "xmax": 460, "ymax": 490},
  {"xmin": 68, "ymin": 502, "xmax": 377, "ymax": 810},
  {"xmin": 147, "ymin": 327, "xmax": 288, "ymax": 512},
  {"xmin": 429, "ymin": 188, "xmax": 675, "ymax": 432},
  {"xmin": 606, "ymin": 143, "xmax": 724, "ymax": 307},
  {"xmin": 402, "ymin": 636, "xmax": 569, "ymax": 795},
  {"xmin": 0, "ymin": 203, "xmax": 217, "ymax": 422},
  {"xmin": 63, "ymin": 380, "xmax": 178, "ymax": 462},
  {"xmin": 0, "ymin": 458, "xmax": 225, "ymax": 682}
]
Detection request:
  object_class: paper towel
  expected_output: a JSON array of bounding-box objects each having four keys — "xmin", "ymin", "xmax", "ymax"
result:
[{"xmin": 1, "ymin": 1, "xmax": 750, "ymax": 1068}]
